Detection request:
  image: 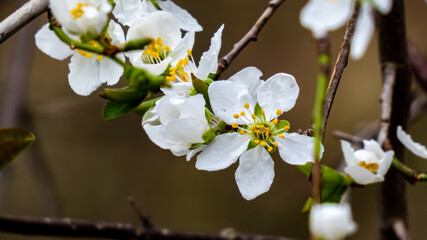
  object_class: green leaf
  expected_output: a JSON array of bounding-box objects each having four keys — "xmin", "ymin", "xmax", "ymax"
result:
[
  {"xmin": 100, "ymin": 86, "xmax": 147, "ymax": 103},
  {"xmin": 134, "ymin": 97, "xmax": 161, "ymax": 117},
  {"xmin": 297, "ymin": 162, "xmax": 312, "ymax": 176},
  {"xmin": 0, "ymin": 128, "xmax": 35, "ymax": 169},
  {"xmin": 191, "ymin": 74, "xmax": 212, "ymax": 110},
  {"xmin": 301, "ymin": 197, "xmax": 313, "ymax": 213},
  {"xmin": 103, "ymin": 100, "xmax": 141, "ymax": 120}
]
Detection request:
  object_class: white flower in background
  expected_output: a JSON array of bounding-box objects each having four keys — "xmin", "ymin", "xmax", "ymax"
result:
[
  {"xmin": 310, "ymin": 203, "xmax": 357, "ymax": 240},
  {"xmin": 35, "ymin": 20, "xmax": 125, "ymax": 96},
  {"xmin": 196, "ymin": 67, "xmax": 322, "ymax": 200},
  {"xmin": 300, "ymin": 0, "xmax": 392, "ymax": 59},
  {"xmin": 143, "ymin": 94, "xmax": 212, "ymax": 160},
  {"xmin": 126, "ymin": 11, "xmax": 195, "ymax": 76},
  {"xmin": 49, "ymin": 0, "xmax": 112, "ymax": 37},
  {"xmin": 162, "ymin": 24, "xmax": 224, "ymax": 97},
  {"xmin": 397, "ymin": 126, "xmax": 427, "ymax": 159},
  {"xmin": 113, "ymin": 0, "xmax": 202, "ymax": 32},
  {"xmin": 341, "ymin": 139, "xmax": 394, "ymax": 185}
]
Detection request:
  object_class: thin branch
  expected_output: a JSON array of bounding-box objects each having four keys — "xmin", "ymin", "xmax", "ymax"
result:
[
  {"xmin": 321, "ymin": 3, "xmax": 360, "ymax": 135},
  {"xmin": 332, "ymin": 131, "xmax": 363, "ymax": 148},
  {"xmin": 0, "ymin": 215, "xmax": 298, "ymax": 240},
  {"xmin": 127, "ymin": 196, "xmax": 153, "ymax": 229},
  {"xmin": 0, "ymin": 0, "xmax": 49, "ymax": 44},
  {"xmin": 216, "ymin": 0, "xmax": 285, "ymax": 77},
  {"xmin": 407, "ymin": 40, "xmax": 427, "ymax": 92}
]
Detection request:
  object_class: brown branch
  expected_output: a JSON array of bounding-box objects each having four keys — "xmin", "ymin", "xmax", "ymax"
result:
[
  {"xmin": 216, "ymin": 0, "xmax": 285, "ymax": 77},
  {"xmin": 0, "ymin": 0, "xmax": 49, "ymax": 44},
  {"xmin": 0, "ymin": 215, "xmax": 298, "ymax": 240},
  {"xmin": 407, "ymin": 40, "xmax": 427, "ymax": 92},
  {"xmin": 128, "ymin": 196, "xmax": 153, "ymax": 229},
  {"xmin": 321, "ymin": 3, "xmax": 360, "ymax": 135}
]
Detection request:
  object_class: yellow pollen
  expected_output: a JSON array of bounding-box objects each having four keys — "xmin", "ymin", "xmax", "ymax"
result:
[
  {"xmin": 244, "ymin": 103, "xmax": 250, "ymax": 109},
  {"xmin": 265, "ymin": 132, "xmax": 270, "ymax": 137},
  {"xmin": 247, "ymin": 131, "xmax": 253, "ymax": 135},
  {"xmin": 284, "ymin": 126, "xmax": 290, "ymax": 131},
  {"xmin": 97, "ymin": 55, "xmax": 103, "ymax": 60},
  {"xmin": 358, "ymin": 162, "xmax": 379, "ymax": 172},
  {"xmin": 233, "ymin": 114, "xmax": 240, "ymax": 119},
  {"xmin": 251, "ymin": 114, "xmax": 256, "ymax": 120},
  {"xmin": 70, "ymin": 3, "xmax": 88, "ymax": 20},
  {"xmin": 261, "ymin": 109, "xmax": 265, "ymax": 115},
  {"xmin": 187, "ymin": 49, "xmax": 192, "ymax": 56},
  {"xmin": 267, "ymin": 147, "xmax": 273, "ymax": 152},
  {"xmin": 276, "ymin": 109, "xmax": 282, "ymax": 115},
  {"xmin": 239, "ymin": 130, "xmax": 246, "ymax": 135},
  {"xmin": 278, "ymin": 134, "xmax": 285, "ymax": 138},
  {"xmin": 240, "ymin": 111, "xmax": 246, "ymax": 116},
  {"xmin": 260, "ymin": 141, "xmax": 267, "ymax": 147},
  {"xmin": 273, "ymin": 141, "xmax": 278, "ymax": 147},
  {"xmin": 272, "ymin": 119, "xmax": 279, "ymax": 125},
  {"xmin": 232, "ymin": 123, "xmax": 239, "ymax": 128},
  {"xmin": 254, "ymin": 139, "xmax": 260, "ymax": 144},
  {"xmin": 143, "ymin": 37, "xmax": 170, "ymax": 59}
]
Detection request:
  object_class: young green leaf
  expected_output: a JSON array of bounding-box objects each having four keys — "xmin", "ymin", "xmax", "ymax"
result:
[
  {"xmin": 0, "ymin": 128, "xmax": 35, "ymax": 169},
  {"xmin": 103, "ymin": 100, "xmax": 141, "ymax": 120}
]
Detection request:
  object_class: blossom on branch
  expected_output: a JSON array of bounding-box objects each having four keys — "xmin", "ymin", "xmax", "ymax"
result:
[
  {"xmin": 341, "ymin": 139, "xmax": 393, "ymax": 185},
  {"xmin": 50, "ymin": 0, "xmax": 112, "ymax": 38},
  {"xmin": 397, "ymin": 126, "xmax": 427, "ymax": 159}
]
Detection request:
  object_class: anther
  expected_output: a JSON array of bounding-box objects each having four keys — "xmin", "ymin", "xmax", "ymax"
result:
[
  {"xmin": 187, "ymin": 49, "xmax": 192, "ymax": 56},
  {"xmin": 272, "ymin": 119, "xmax": 278, "ymax": 125},
  {"xmin": 239, "ymin": 130, "xmax": 245, "ymax": 135},
  {"xmin": 232, "ymin": 123, "xmax": 239, "ymax": 128},
  {"xmin": 267, "ymin": 147, "xmax": 273, "ymax": 152},
  {"xmin": 276, "ymin": 109, "xmax": 282, "ymax": 115},
  {"xmin": 260, "ymin": 141, "xmax": 267, "ymax": 147},
  {"xmin": 233, "ymin": 114, "xmax": 239, "ymax": 119},
  {"xmin": 273, "ymin": 141, "xmax": 278, "ymax": 147},
  {"xmin": 278, "ymin": 134, "xmax": 284, "ymax": 138},
  {"xmin": 254, "ymin": 139, "xmax": 260, "ymax": 144},
  {"xmin": 240, "ymin": 111, "xmax": 246, "ymax": 116},
  {"xmin": 261, "ymin": 109, "xmax": 265, "ymax": 115},
  {"xmin": 251, "ymin": 114, "xmax": 256, "ymax": 120},
  {"xmin": 284, "ymin": 126, "xmax": 290, "ymax": 131},
  {"xmin": 244, "ymin": 103, "xmax": 250, "ymax": 109}
]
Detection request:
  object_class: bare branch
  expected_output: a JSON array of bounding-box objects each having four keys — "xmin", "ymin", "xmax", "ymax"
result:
[
  {"xmin": 407, "ymin": 40, "xmax": 427, "ymax": 92},
  {"xmin": 0, "ymin": 0, "xmax": 49, "ymax": 44},
  {"xmin": 128, "ymin": 196, "xmax": 153, "ymax": 229},
  {"xmin": 216, "ymin": 0, "xmax": 286, "ymax": 77},
  {"xmin": 0, "ymin": 215, "xmax": 298, "ymax": 240},
  {"xmin": 321, "ymin": 3, "xmax": 360, "ymax": 135}
]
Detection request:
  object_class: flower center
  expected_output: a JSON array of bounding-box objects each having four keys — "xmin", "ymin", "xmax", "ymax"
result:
[
  {"xmin": 142, "ymin": 37, "xmax": 171, "ymax": 64},
  {"xmin": 166, "ymin": 49, "xmax": 198, "ymax": 84},
  {"xmin": 354, "ymin": 150, "xmax": 380, "ymax": 173},
  {"xmin": 231, "ymin": 103, "xmax": 289, "ymax": 153},
  {"xmin": 75, "ymin": 40, "xmax": 103, "ymax": 60},
  {"xmin": 358, "ymin": 161, "xmax": 379, "ymax": 173},
  {"xmin": 70, "ymin": 3, "xmax": 88, "ymax": 20}
]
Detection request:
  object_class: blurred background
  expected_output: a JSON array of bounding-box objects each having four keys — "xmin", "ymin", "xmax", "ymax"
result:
[{"xmin": 0, "ymin": 0, "xmax": 426, "ymax": 239}]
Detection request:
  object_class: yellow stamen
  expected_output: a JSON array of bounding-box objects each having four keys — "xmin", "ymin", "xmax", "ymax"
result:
[
  {"xmin": 232, "ymin": 123, "xmax": 239, "ymax": 128},
  {"xmin": 240, "ymin": 111, "xmax": 246, "ymax": 116},
  {"xmin": 187, "ymin": 49, "xmax": 192, "ymax": 56},
  {"xmin": 272, "ymin": 119, "xmax": 279, "ymax": 125},
  {"xmin": 70, "ymin": 3, "xmax": 88, "ymax": 20},
  {"xmin": 284, "ymin": 126, "xmax": 290, "ymax": 131},
  {"xmin": 261, "ymin": 109, "xmax": 265, "ymax": 115},
  {"xmin": 260, "ymin": 141, "xmax": 267, "ymax": 147},
  {"xmin": 233, "ymin": 114, "xmax": 240, "ymax": 119},
  {"xmin": 251, "ymin": 114, "xmax": 256, "ymax": 120},
  {"xmin": 273, "ymin": 141, "xmax": 278, "ymax": 147},
  {"xmin": 239, "ymin": 130, "xmax": 246, "ymax": 135},
  {"xmin": 267, "ymin": 147, "xmax": 273, "ymax": 152},
  {"xmin": 254, "ymin": 139, "xmax": 260, "ymax": 144},
  {"xmin": 278, "ymin": 134, "xmax": 284, "ymax": 138},
  {"xmin": 97, "ymin": 55, "xmax": 103, "ymax": 60},
  {"xmin": 244, "ymin": 103, "xmax": 250, "ymax": 109},
  {"xmin": 276, "ymin": 109, "xmax": 282, "ymax": 115},
  {"xmin": 247, "ymin": 131, "xmax": 253, "ymax": 135}
]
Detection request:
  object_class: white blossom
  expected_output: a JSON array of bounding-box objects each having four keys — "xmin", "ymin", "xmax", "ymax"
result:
[
  {"xmin": 397, "ymin": 126, "xmax": 427, "ymax": 159},
  {"xmin": 50, "ymin": 0, "xmax": 112, "ymax": 37},
  {"xmin": 341, "ymin": 139, "xmax": 393, "ymax": 185},
  {"xmin": 35, "ymin": 20, "xmax": 125, "ymax": 96},
  {"xmin": 196, "ymin": 67, "xmax": 322, "ymax": 200},
  {"xmin": 310, "ymin": 203, "xmax": 357, "ymax": 240}
]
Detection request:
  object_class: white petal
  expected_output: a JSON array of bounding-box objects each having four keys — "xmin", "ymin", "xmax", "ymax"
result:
[
  {"xmin": 127, "ymin": 11, "xmax": 181, "ymax": 49},
  {"xmin": 186, "ymin": 145, "xmax": 207, "ymax": 161},
  {"xmin": 107, "ymin": 20, "xmax": 126, "ymax": 44},
  {"xmin": 362, "ymin": 139, "xmax": 384, "ymax": 159},
  {"xmin": 157, "ymin": 0, "xmax": 203, "ymax": 32},
  {"xmin": 277, "ymin": 133, "xmax": 321, "ymax": 165},
  {"xmin": 373, "ymin": 0, "xmax": 392, "ymax": 14},
  {"xmin": 112, "ymin": 0, "xmax": 143, "ymax": 26},
  {"xmin": 258, "ymin": 73, "xmax": 299, "ymax": 120},
  {"xmin": 340, "ymin": 140, "xmax": 356, "ymax": 167},
  {"xmin": 141, "ymin": 0, "xmax": 158, "ymax": 17},
  {"xmin": 49, "ymin": 0, "xmax": 76, "ymax": 33},
  {"xmin": 196, "ymin": 133, "xmax": 251, "ymax": 171},
  {"xmin": 170, "ymin": 31, "xmax": 195, "ymax": 66},
  {"xmin": 35, "ymin": 24, "xmax": 73, "ymax": 60},
  {"xmin": 208, "ymin": 81, "xmax": 256, "ymax": 125},
  {"xmin": 155, "ymin": 94, "xmax": 186, "ymax": 125},
  {"xmin": 142, "ymin": 107, "xmax": 159, "ymax": 125},
  {"xmin": 351, "ymin": 2, "xmax": 375, "ymax": 60},
  {"xmin": 165, "ymin": 117, "xmax": 208, "ymax": 148},
  {"xmin": 99, "ymin": 54, "xmax": 124, "ymax": 86},
  {"xmin": 378, "ymin": 150, "xmax": 394, "ymax": 177},
  {"xmin": 397, "ymin": 126, "xmax": 427, "ymax": 159},
  {"xmin": 345, "ymin": 165, "xmax": 383, "ymax": 185},
  {"xmin": 128, "ymin": 53, "xmax": 172, "ymax": 75},
  {"xmin": 180, "ymin": 94, "xmax": 206, "ymax": 120},
  {"xmin": 68, "ymin": 54, "xmax": 102, "ymax": 96},
  {"xmin": 196, "ymin": 24, "xmax": 224, "ymax": 79},
  {"xmin": 143, "ymin": 124, "xmax": 169, "ymax": 149},
  {"xmin": 300, "ymin": 0, "xmax": 354, "ymax": 38},
  {"xmin": 161, "ymin": 82, "xmax": 193, "ymax": 96},
  {"xmin": 235, "ymin": 145, "xmax": 275, "ymax": 200},
  {"xmin": 227, "ymin": 66, "xmax": 263, "ymax": 99}
]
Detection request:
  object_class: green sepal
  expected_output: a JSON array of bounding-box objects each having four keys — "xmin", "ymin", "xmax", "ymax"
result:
[
  {"xmin": 134, "ymin": 97, "xmax": 161, "ymax": 116},
  {"xmin": 204, "ymin": 78, "xmax": 213, "ymax": 85},
  {"xmin": 215, "ymin": 121, "xmax": 228, "ymax": 134},
  {"xmin": 189, "ymin": 143, "xmax": 203, "ymax": 150},
  {"xmin": 103, "ymin": 100, "xmax": 141, "ymax": 120},
  {"xmin": 121, "ymin": 38, "xmax": 153, "ymax": 52},
  {"xmin": 208, "ymin": 73, "xmax": 218, "ymax": 80},
  {"xmin": 107, "ymin": 0, "xmax": 116, "ymax": 7},
  {"xmin": 205, "ymin": 108, "xmax": 212, "ymax": 123},
  {"xmin": 254, "ymin": 103, "xmax": 263, "ymax": 120},
  {"xmin": 247, "ymin": 139, "xmax": 258, "ymax": 151},
  {"xmin": 202, "ymin": 129, "xmax": 216, "ymax": 143},
  {"xmin": 301, "ymin": 197, "xmax": 313, "ymax": 213},
  {"xmin": 99, "ymin": 86, "xmax": 147, "ymax": 103},
  {"xmin": 191, "ymin": 74, "xmax": 212, "ymax": 110},
  {"xmin": 271, "ymin": 120, "xmax": 290, "ymax": 133},
  {"xmin": 0, "ymin": 128, "xmax": 35, "ymax": 169}
]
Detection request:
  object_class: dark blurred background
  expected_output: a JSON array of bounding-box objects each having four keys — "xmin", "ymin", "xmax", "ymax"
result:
[{"xmin": 0, "ymin": 0, "xmax": 426, "ymax": 239}]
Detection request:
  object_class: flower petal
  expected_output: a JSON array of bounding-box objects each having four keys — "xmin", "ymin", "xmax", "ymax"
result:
[
  {"xmin": 35, "ymin": 24, "xmax": 73, "ymax": 60},
  {"xmin": 377, "ymin": 150, "xmax": 394, "ymax": 177},
  {"xmin": 397, "ymin": 126, "xmax": 427, "ymax": 159},
  {"xmin": 170, "ymin": 31, "xmax": 195, "ymax": 66},
  {"xmin": 362, "ymin": 139, "xmax": 384, "ymax": 159},
  {"xmin": 300, "ymin": 0, "xmax": 354, "ymax": 38},
  {"xmin": 165, "ymin": 117, "xmax": 208, "ymax": 148},
  {"xmin": 235, "ymin": 145, "xmax": 275, "ymax": 200},
  {"xmin": 180, "ymin": 94, "xmax": 206, "ymax": 120},
  {"xmin": 345, "ymin": 165, "xmax": 383, "ymax": 185},
  {"xmin": 157, "ymin": 0, "xmax": 203, "ymax": 32},
  {"xmin": 143, "ymin": 124, "xmax": 169, "ymax": 149},
  {"xmin": 68, "ymin": 54, "xmax": 102, "ymax": 96},
  {"xmin": 186, "ymin": 145, "xmax": 207, "ymax": 161},
  {"xmin": 340, "ymin": 140, "xmax": 356, "ymax": 167},
  {"xmin": 128, "ymin": 53, "xmax": 172, "ymax": 75},
  {"xmin": 112, "ymin": 0, "xmax": 142, "ymax": 26},
  {"xmin": 99, "ymin": 54, "xmax": 124, "ymax": 86},
  {"xmin": 277, "ymin": 133, "xmax": 320, "ymax": 165},
  {"xmin": 161, "ymin": 82, "xmax": 193, "ymax": 97},
  {"xmin": 208, "ymin": 81, "xmax": 256, "ymax": 125},
  {"xmin": 373, "ymin": 0, "xmax": 392, "ymax": 14},
  {"xmin": 351, "ymin": 2, "xmax": 375, "ymax": 60},
  {"xmin": 196, "ymin": 24, "xmax": 224, "ymax": 80},
  {"xmin": 141, "ymin": 0, "xmax": 158, "ymax": 17},
  {"xmin": 258, "ymin": 73, "xmax": 299, "ymax": 120},
  {"xmin": 155, "ymin": 94, "xmax": 186, "ymax": 125},
  {"xmin": 227, "ymin": 66, "xmax": 263, "ymax": 99},
  {"xmin": 196, "ymin": 133, "xmax": 251, "ymax": 171},
  {"xmin": 107, "ymin": 20, "xmax": 126, "ymax": 44}
]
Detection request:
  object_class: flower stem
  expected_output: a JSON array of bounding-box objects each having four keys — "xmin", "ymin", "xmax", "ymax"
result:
[
  {"xmin": 50, "ymin": 24, "xmax": 103, "ymax": 54},
  {"xmin": 392, "ymin": 158, "xmax": 427, "ymax": 183}
]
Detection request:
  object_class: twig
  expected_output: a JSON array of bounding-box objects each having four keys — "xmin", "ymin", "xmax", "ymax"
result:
[
  {"xmin": 128, "ymin": 196, "xmax": 153, "ymax": 229},
  {"xmin": 321, "ymin": 3, "xmax": 360, "ymax": 135},
  {"xmin": 0, "ymin": 215, "xmax": 298, "ymax": 240},
  {"xmin": 0, "ymin": 0, "xmax": 49, "ymax": 44},
  {"xmin": 407, "ymin": 40, "xmax": 427, "ymax": 92},
  {"xmin": 216, "ymin": 0, "xmax": 285, "ymax": 77},
  {"xmin": 332, "ymin": 131, "xmax": 363, "ymax": 148}
]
